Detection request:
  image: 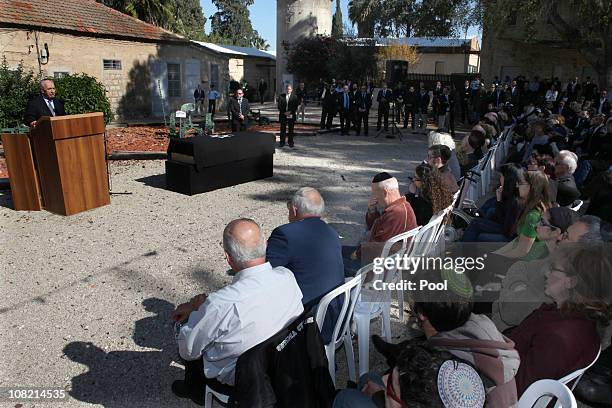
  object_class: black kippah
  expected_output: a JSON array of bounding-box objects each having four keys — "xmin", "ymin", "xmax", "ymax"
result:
[{"xmin": 372, "ymin": 172, "xmax": 393, "ymax": 183}]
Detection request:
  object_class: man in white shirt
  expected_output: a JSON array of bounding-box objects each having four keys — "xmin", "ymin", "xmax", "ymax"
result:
[{"xmin": 171, "ymin": 218, "xmax": 304, "ymax": 404}]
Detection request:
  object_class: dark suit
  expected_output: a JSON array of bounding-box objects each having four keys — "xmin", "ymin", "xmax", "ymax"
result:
[
  {"xmin": 320, "ymin": 89, "xmax": 337, "ymax": 130},
  {"xmin": 376, "ymin": 88, "xmax": 392, "ymax": 130},
  {"xmin": 354, "ymin": 91, "xmax": 372, "ymax": 135},
  {"xmin": 403, "ymin": 90, "xmax": 417, "ymax": 128},
  {"xmin": 594, "ymin": 98, "xmax": 611, "ymax": 115},
  {"xmin": 229, "ymin": 97, "xmax": 250, "ymax": 131},
  {"xmin": 266, "ymin": 217, "xmax": 345, "ymax": 344},
  {"xmin": 491, "ymin": 90, "xmax": 507, "ymax": 108},
  {"xmin": 23, "ymin": 95, "xmax": 66, "ymax": 126},
  {"xmin": 415, "ymin": 90, "xmax": 430, "ymax": 131},
  {"xmin": 460, "ymin": 86, "xmax": 471, "ymax": 123},
  {"xmin": 337, "ymin": 91, "xmax": 353, "ymax": 135},
  {"xmin": 278, "ymin": 92, "xmax": 299, "ymax": 146}
]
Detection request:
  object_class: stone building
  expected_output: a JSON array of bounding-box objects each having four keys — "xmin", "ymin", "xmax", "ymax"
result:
[
  {"xmin": 0, "ymin": 0, "xmax": 234, "ymax": 122},
  {"xmin": 379, "ymin": 37, "xmax": 480, "ymax": 75},
  {"xmin": 480, "ymin": 3, "xmax": 597, "ymax": 84},
  {"xmin": 276, "ymin": 0, "xmax": 332, "ymax": 91},
  {"xmin": 192, "ymin": 42, "xmax": 276, "ymax": 101}
]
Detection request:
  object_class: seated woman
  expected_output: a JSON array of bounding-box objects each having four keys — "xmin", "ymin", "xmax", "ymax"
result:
[
  {"xmin": 405, "ymin": 163, "xmax": 454, "ymax": 226},
  {"xmin": 462, "ymin": 164, "xmax": 525, "ymax": 242},
  {"xmin": 504, "ymin": 245, "xmax": 612, "ymax": 396},
  {"xmin": 459, "ymin": 128, "xmax": 486, "ymax": 177},
  {"xmin": 493, "ymin": 170, "xmax": 551, "ymax": 261}
]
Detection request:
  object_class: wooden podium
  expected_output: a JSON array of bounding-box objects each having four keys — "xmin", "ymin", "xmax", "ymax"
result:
[{"xmin": 2, "ymin": 112, "xmax": 110, "ymax": 215}]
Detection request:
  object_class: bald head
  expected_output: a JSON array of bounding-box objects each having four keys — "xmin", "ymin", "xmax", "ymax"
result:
[
  {"xmin": 288, "ymin": 187, "xmax": 324, "ymax": 221},
  {"xmin": 223, "ymin": 218, "xmax": 266, "ymax": 270}
]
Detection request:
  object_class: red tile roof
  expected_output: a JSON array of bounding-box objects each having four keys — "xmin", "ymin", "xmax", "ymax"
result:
[{"xmin": 0, "ymin": 0, "xmax": 187, "ymax": 42}]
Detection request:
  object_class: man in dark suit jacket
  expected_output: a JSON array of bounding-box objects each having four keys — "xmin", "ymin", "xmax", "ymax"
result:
[
  {"xmin": 229, "ymin": 88, "xmax": 250, "ymax": 132},
  {"xmin": 594, "ymin": 90, "xmax": 610, "ymax": 115},
  {"xmin": 337, "ymin": 84, "xmax": 353, "ymax": 135},
  {"xmin": 266, "ymin": 187, "xmax": 344, "ymax": 344},
  {"xmin": 320, "ymin": 84, "xmax": 337, "ymax": 130},
  {"xmin": 23, "ymin": 79, "xmax": 66, "ymax": 127},
  {"xmin": 354, "ymin": 84, "xmax": 372, "ymax": 136},
  {"xmin": 376, "ymin": 83, "xmax": 392, "ymax": 131},
  {"xmin": 277, "ymin": 84, "xmax": 299, "ymax": 147},
  {"xmin": 415, "ymin": 85, "xmax": 430, "ymax": 134},
  {"xmin": 403, "ymin": 85, "xmax": 417, "ymax": 129}
]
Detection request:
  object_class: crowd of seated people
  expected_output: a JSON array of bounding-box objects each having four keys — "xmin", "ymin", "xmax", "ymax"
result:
[{"xmin": 166, "ymin": 73, "xmax": 611, "ymax": 407}]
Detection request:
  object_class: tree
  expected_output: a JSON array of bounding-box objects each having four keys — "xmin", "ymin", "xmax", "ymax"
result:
[
  {"xmin": 331, "ymin": 0, "xmax": 343, "ymax": 38},
  {"xmin": 347, "ymin": 0, "xmax": 478, "ymax": 38},
  {"xmin": 168, "ymin": 0, "xmax": 207, "ymax": 40},
  {"xmin": 100, "ymin": 0, "xmax": 173, "ymax": 28},
  {"xmin": 482, "ymin": 0, "xmax": 612, "ymax": 89},
  {"xmin": 208, "ymin": 0, "xmax": 269, "ymax": 49},
  {"xmin": 284, "ymin": 36, "xmax": 336, "ymax": 84},
  {"xmin": 0, "ymin": 58, "xmax": 39, "ymax": 128}
]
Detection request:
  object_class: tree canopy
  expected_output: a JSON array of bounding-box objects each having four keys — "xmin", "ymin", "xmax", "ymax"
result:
[
  {"xmin": 331, "ymin": 0, "xmax": 344, "ymax": 39},
  {"xmin": 208, "ymin": 0, "xmax": 269, "ymax": 49}
]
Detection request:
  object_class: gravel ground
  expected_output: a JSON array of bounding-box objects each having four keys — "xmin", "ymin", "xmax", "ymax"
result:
[{"xmin": 0, "ymin": 130, "xmax": 439, "ymax": 407}]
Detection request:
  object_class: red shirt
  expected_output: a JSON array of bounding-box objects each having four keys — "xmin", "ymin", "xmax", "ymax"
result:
[{"xmin": 504, "ymin": 303, "xmax": 600, "ymax": 396}]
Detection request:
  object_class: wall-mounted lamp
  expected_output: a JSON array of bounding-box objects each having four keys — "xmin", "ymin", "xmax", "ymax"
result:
[{"xmin": 39, "ymin": 43, "xmax": 49, "ymax": 65}]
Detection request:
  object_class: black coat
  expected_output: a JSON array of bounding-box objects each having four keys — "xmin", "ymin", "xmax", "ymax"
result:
[
  {"xmin": 278, "ymin": 93, "xmax": 299, "ymax": 119},
  {"xmin": 232, "ymin": 312, "xmax": 335, "ymax": 408},
  {"xmin": 336, "ymin": 91, "xmax": 353, "ymax": 112},
  {"xmin": 229, "ymin": 97, "xmax": 250, "ymax": 121},
  {"xmin": 376, "ymin": 89, "xmax": 393, "ymax": 109},
  {"xmin": 23, "ymin": 95, "xmax": 66, "ymax": 125},
  {"xmin": 322, "ymin": 90, "xmax": 337, "ymax": 112},
  {"xmin": 416, "ymin": 91, "xmax": 430, "ymax": 113},
  {"xmin": 354, "ymin": 91, "xmax": 372, "ymax": 112}
]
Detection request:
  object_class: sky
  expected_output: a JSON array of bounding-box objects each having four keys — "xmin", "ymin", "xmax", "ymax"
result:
[{"xmin": 199, "ymin": 0, "xmax": 481, "ymax": 52}]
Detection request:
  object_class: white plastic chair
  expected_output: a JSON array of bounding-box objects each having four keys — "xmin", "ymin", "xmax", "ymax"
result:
[
  {"xmin": 204, "ymin": 385, "xmax": 229, "ymax": 408},
  {"xmin": 353, "ymin": 228, "xmax": 421, "ymax": 375},
  {"xmin": 518, "ymin": 379, "xmax": 576, "ymax": 408},
  {"xmin": 315, "ymin": 267, "xmax": 368, "ymax": 386}
]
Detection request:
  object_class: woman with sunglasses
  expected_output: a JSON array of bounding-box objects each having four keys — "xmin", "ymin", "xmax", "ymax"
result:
[
  {"xmin": 405, "ymin": 163, "xmax": 454, "ymax": 226},
  {"xmin": 504, "ymin": 245, "xmax": 612, "ymax": 396},
  {"xmin": 494, "ymin": 170, "xmax": 551, "ymax": 260}
]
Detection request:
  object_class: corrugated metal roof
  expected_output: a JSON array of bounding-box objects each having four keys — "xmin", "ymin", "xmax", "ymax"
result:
[
  {"xmin": 377, "ymin": 37, "xmax": 475, "ymax": 48},
  {"xmin": 192, "ymin": 41, "xmax": 275, "ymax": 59}
]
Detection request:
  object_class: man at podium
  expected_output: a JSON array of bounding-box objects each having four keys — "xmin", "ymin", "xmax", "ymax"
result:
[{"xmin": 23, "ymin": 79, "xmax": 66, "ymax": 128}]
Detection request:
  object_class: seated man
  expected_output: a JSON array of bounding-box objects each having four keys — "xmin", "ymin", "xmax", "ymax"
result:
[
  {"xmin": 171, "ymin": 218, "xmax": 304, "ymax": 404},
  {"xmin": 343, "ymin": 172, "xmax": 417, "ymax": 276},
  {"xmin": 266, "ymin": 187, "xmax": 344, "ymax": 308},
  {"xmin": 554, "ymin": 150, "xmax": 580, "ymax": 206}
]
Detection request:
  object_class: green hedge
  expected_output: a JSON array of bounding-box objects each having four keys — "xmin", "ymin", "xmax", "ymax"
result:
[
  {"xmin": 0, "ymin": 58, "xmax": 113, "ymax": 128},
  {"xmin": 0, "ymin": 58, "xmax": 39, "ymax": 128},
  {"xmin": 54, "ymin": 74, "xmax": 113, "ymax": 124}
]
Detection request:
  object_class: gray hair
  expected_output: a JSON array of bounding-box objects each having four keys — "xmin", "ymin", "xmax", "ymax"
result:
[
  {"xmin": 557, "ymin": 150, "xmax": 578, "ymax": 174},
  {"xmin": 378, "ymin": 177, "xmax": 399, "ymax": 192},
  {"xmin": 289, "ymin": 187, "xmax": 325, "ymax": 216},
  {"xmin": 577, "ymin": 215, "xmax": 602, "ymax": 243},
  {"xmin": 40, "ymin": 78, "xmax": 54, "ymax": 90},
  {"xmin": 222, "ymin": 218, "xmax": 266, "ymax": 266}
]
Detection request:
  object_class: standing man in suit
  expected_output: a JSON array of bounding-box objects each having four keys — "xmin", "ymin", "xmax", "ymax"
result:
[
  {"xmin": 338, "ymin": 84, "xmax": 352, "ymax": 135},
  {"xmin": 229, "ymin": 88, "xmax": 249, "ymax": 132},
  {"xmin": 193, "ymin": 83, "xmax": 206, "ymax": 114},
  {"xmin": 415, "ymin": 84, "xmax": 430, "ymax": 134},
  {"xmin": 278, "ymin": 84, "xmax": 299, "ymax": 147},
  {"xmin": 320, "ymin": 84, "xmax": 337, "ymax": 130},
  {"xmin": 460, "ymin": 80, "xmax": 471, "ymax": 124},
  {"xmin": 376, "ymin": 82, "xmax": 392, "ymax": 132},
  {"xmin": 296, "ymin": 82, "xmax": 307, "ymax": 123},
  {"xmin": 354, "ymin": 84, "xmax": 372, "ymax": 136},
  {"xmin": 509, "ymin": 80, "xmax": 522, "ymax": 114},
  {"xmin": 23, "ymin": 79, "xmax": 66, "ymax": 127},
  {"xmin": 403, "ymin": 85, "xmax": 417, "ymax": 130},
  {"xmin": 594, "ymin": 90, "xmax": 610, "ymax": 115},
  {"xmin": 437, "ymin": 86, "xmax": 454, "ymax": 131},
  {"xmin": 258, "ymin": 78, "xmax": 267, "ymax": 104}
]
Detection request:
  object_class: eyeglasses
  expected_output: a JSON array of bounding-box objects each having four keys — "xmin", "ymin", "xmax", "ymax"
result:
[
  {"xmin": 386, "ymin": 372, "xmax": 407, "ymax": 408},
  {"xmin": 539, "ymin": 219, "xmax": 559, "ymax": 230}
]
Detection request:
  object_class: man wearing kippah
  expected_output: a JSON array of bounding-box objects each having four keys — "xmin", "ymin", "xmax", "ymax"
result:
[{"xmin": 342, "ymin": 172, "xmax": 417, "ymax": 276}]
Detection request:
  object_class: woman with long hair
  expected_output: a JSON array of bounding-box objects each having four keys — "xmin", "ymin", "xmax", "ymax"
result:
[
  {"xmin": 406, "ymin": 163, "xmax": 454, "ymax": 226},
  {"xmin": 505, "ymin": 245, "xmax": 612, "ymax": 396},
  {"xmin": 494, "ymin": 170, "xmax": 551, "ymax": 260},
  {"xmin": 462, "ymin": 164, "xmax": 525, "ymax": 242}
]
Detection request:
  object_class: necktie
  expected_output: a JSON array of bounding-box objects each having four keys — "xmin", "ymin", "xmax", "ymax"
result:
[
  {"xmin": 344, "ymin": 93, "xmax": 348, "ymax": 109},
  {"xmin": 46, "ymin": 99, "xmax": 56, "ymax": 116},
  {"xmin": 238, "ymin": 99, "xmax": 242, "ymax": 115}
]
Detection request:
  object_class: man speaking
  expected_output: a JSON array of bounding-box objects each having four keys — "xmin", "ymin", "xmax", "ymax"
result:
[{"xmin": 23, "ymin": 79, "xmax": 66, "ymax": 127}]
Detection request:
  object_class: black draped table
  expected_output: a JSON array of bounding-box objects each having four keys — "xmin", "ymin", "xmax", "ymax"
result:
[{"xmin": 165, "ymin": 132, "xmax": 275, "ymax": 195}]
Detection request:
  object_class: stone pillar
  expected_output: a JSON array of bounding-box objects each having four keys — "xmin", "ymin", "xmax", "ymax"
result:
[{"xmin": 276, "ymin": 0, "xmax": 332, "ymax": 95}]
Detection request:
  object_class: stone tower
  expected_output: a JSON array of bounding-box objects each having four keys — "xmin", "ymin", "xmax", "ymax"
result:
[{"xmin": 276, "ymin": 0, "xmax": 332, "ymax": 94}]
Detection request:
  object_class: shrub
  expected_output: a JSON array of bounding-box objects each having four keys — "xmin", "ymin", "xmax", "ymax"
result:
[
  {"xmin": 0, "ymin": 57, "xmax": 39, "ymax": 128},
  {"xmin": 54, "ymin": 73, "xmax": 114, "ymax": 123}
]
